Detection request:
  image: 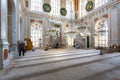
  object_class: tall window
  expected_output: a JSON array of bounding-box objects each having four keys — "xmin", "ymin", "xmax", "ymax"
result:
[
  {"xmin": 79, "ymin": 0, "xmax": 87, "ymax": 18},
  {"xmin": 31, "ymin": 22, "xmax": 42, "ymax": 47},
  {"xmin": 66, "ymin": 0, "xmax": 71, "ymax": 19},
  {"xmin": 95, "ymin": 20, "xmax": 108, "ymax": 47},
  {"xmin": 31, "ymin": 0, "xmax": 43, "ymax": 12},
  {"xmin": 66, "ymin": 0, "xmax": 75, "ymax": 20},
  {"xmin": 51, "ymin": 0, "xmax": 60, "ymax": 16}
]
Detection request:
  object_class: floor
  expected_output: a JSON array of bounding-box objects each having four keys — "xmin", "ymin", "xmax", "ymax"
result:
[{"xmin": 0, "ymin": 48, "xmax": 120, "ymax": 80}]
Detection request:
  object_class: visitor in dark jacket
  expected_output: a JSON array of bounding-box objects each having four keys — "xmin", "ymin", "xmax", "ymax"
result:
[{"xmin": 18, "ymin": 42, "xmax": 25, "ymax": 56}]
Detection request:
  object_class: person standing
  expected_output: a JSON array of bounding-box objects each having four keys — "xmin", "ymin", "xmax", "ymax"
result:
[
  {"xmin": 17, "ymin": 41, "xmax": 21, "ymax": 55},
  {"xmin": 19, "ymin": 42, "xmax": 25, "ymax": 56}
]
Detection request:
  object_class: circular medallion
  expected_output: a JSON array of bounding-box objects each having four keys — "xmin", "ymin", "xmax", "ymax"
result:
[
  {"xmin": 85, "ymin": 1, "xmax": 94, "ymax": 12},
  {"xmin": 60, "ymin": 8, "xmax": 67, "ymax": 16},
  {"xmin": 43, "ymin": 3, "xmax": 51, "ymax": 12}
]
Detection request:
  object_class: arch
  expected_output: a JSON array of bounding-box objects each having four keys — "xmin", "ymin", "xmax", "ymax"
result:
[
  {"xmin": 7, "ymin": 0, "xmax": 17, "ymax": 53},
  {"xmin": 31, "ymin": 21, "xmax": 43, "ymax": 47},
  {"xmin": 31, "ymin": 21, "xmax": 42, "ymax": 27},
  {"xmin": 94, "ymin": 18, "xmax": 109, "ymax": 47},
  {"xmin": 94, "ymin": 17, "xmax": 109, "ymax": 27}
]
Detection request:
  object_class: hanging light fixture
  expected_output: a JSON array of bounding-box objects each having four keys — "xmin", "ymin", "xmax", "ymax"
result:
[{"xmin": 66, "ymin": 0, "xmax": 77, "ymax": 38}]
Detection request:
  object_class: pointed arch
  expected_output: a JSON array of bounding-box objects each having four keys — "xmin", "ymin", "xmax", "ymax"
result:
[
  {"xmin": 30, "ymin": 20, "xmax": 43, "ymax": 47},
  {"xmin": 94, "ymin": 18, "xmax": 109, "ymax": 47}
]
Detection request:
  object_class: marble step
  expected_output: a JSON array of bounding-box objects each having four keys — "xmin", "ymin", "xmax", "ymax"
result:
[
  {"xmin": 21, "ymin": 56, "xmax": 120, "ymax": 80},
  {"xmin": 2, "ymin": 54, "xmax": 120, "ymax": 80},
  {"xmin": 15, "ymin": 50, "xmax": 100, "ymax": 62},
  {"xmin": 14, "ymin": 52, "xmax": 100, "ymax": 68},
  {"xmin": 25, "ymin": 49, "xmax": 99, "ymax": 57}
]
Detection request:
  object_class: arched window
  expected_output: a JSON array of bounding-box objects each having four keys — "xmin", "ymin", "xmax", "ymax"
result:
[
  {"xmin": 66, "ymin": 0, "xmax": 75, "ymax": 19},
  {"xmin": 95, "ymin": 20, "xmax": 108, "ymax": 47},
  {"xmin": 31, "ymin": 22, "xmax": 42, "ymax": 47},
  {"xmin": 31, "ymin": 0, "xmax": 43, "ymax": 12},
  {"xmin": 51, "ymin": 0, "xmax": 60, "ymax": 16}
]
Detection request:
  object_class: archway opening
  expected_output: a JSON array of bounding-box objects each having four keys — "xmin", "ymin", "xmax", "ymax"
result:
[
  {"xmin": 31, "ymin": 22, "xmax": 43, "ymax": 48},
  {"xmin": 94, "ymin": 19, "xmax": 108, "ymax": 47}
]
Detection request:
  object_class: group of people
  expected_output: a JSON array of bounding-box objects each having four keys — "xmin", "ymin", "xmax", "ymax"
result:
[{"xmin": 18, "ymin": 41, "xmax": 25, "ymax": 56}]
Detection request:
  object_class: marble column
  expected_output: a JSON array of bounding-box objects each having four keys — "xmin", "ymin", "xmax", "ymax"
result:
[
  {"xmin": 0, "ymin": 0, "xmax": 9, "ymax": 69},
  {"xmin": 20, "ymin": 15, "xmax": 25, "ymax": 41},
  {"xmin": 42, "ymin": 17, "xmax": 50, "ymax": 48}
]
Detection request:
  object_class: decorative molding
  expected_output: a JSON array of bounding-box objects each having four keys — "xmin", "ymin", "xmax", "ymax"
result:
[
  {"xmin": 54, "ymin": 24, "xmax": 60, "ymax": 28},
  {"xmin": 103, "ymin": 13, "xmax": 108, "ymax": 18},
  {"xmin": 39, "ymin": 20, "xmax": 43, "ymax": 24},
  {"xmin": 30, "ymin": 19, "xmax": 35, "ymax": 23},
  {"xmin": 94, "ymin": 18, "xmax": 99, "ymax": 23}
]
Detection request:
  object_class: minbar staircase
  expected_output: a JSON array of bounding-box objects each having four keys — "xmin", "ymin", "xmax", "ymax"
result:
[{"xmin": 74, "ymin": 33, "xmax": 87, "ymax": 48}]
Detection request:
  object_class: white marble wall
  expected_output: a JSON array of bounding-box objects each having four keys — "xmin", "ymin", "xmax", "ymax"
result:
[
  {"xmin": 0, "ymin": 0, "xmax": 21, "ymax": 69},
  {"xmin": 111, "ymin": 4, "xmax": 120, "ymax": 44},
  {"xmin": 0, "ymin": 1, "xmax": 118, "ymax": 67},
  {"xmin": 77, "ymin": 2, "xmax": 120, "ymax": 48},
  {"xmin": 0, "ymin": 0, "xmax": 9, "ymax": 69}
]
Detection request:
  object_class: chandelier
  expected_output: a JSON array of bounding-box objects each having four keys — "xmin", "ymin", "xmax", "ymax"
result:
[{"xmin": 66, "ymin": 0, "xmax": 77, "ymax": 38}]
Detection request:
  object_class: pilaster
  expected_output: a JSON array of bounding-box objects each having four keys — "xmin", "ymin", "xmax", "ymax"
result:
[{"xmin": 0, "ymin": 0, "xmax": 9, "ymax": 69}]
